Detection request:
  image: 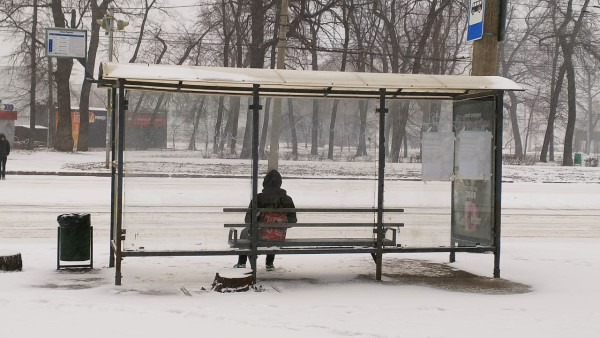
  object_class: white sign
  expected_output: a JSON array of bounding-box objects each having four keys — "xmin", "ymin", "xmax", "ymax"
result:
[
  {"xmin": 456, "ymin": 130, "xmax": 492, "ymax": 180},
  {"xmin": 467, "ymin": 0, "xmax": 485, "ymax": 41},
  {"xmin": 46, "ymin": 28, "xmax": 87, "ymax": 59},
  {"xmin": 421, "ymin": 132, "xmax": 455, "ymax": 182}
]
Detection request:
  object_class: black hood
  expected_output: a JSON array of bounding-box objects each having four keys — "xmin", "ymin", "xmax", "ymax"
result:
[
  {"xmin": 262, "ymin": 170, "xmax": 282, "ymax": 189},
  {"xmin": 0, "ymin": 134, "xmax": 6, "ymax": 140}
]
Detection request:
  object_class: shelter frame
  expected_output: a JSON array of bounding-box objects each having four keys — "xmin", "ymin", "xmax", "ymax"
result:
[{"xmin": 101, "ymin": 63, "xmax": 520, "ymax": 286}]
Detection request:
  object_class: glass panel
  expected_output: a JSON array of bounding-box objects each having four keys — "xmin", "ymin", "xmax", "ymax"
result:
[
  {"xmin": 121, "ymin": 91, "xmax": 252, "ymax": 252},
  {"xmin": 385, "ymin": 99, "xmax": 454, "ymax": 248},
  {"xmin": 258, "ymin": 96, "xmax": 379, "ymax": 241}
]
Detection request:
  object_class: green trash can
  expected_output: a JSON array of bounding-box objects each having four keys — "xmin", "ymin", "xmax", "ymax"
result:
[
  {"xmin": 574, "ymin": 153, "xmax": 582, "ymax": 166},
  {"xmin": 57, "ymin": 213, "xmax": 93, "ymax": 269}
]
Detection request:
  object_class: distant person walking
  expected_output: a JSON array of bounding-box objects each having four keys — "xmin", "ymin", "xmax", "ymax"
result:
[
  {"xmin": 234, "ymin": 170, "xmax": 297, "ymax": 270},
  {"xmin": 0, "ymin": 133, "xmax": 10, "ymax": 180}
]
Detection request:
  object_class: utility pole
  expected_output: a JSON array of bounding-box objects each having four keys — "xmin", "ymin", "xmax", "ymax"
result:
[
  {"xmin": 29, "ymin": 0, "xmax": 38, "ymax": 150},
  {"xmin": 99, "ymin": 9, "xmax": 128, "ymax": 168},
  {"xmin": 267, "ymin": 0, "xmax": 289, "ymax": 171},
  {"xmin": 471, "ymin": 0, "xmax": 502, "ymax": 76},
  {"xmin": 105, "ymin": 8, "xmax": 115, "ymax": 168}
]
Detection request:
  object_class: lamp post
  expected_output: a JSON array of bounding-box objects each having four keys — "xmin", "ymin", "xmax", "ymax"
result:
[{"xmin": 98, "ymin": 8, "xmax": 128, "ymax": 168}]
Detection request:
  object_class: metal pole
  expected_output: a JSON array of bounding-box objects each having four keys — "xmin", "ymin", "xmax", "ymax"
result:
[
  {"xmin": 250, "ymin": 84, "xmax": 262, "ymax": 281},
  {"xmin": 105, "ymin": 8, "xmax": 115, "ymax": 169},
  {"xmin": 115, "ymin": 80, "xmax": 125, "ymax": 285},
  {"xmin": 109, "ymin": 87, "xmax": 117, "ymax": 268},
  {"xmin": 493, "ymin": 92, "xmax": 504, "ymax": 278},
  {"xmin": 450, "ymin": 102, "xmax": 457, "ymax": 263},
  {"xmin": 376, "ymin": 88, "xmax": 387, "ymax": 281},
  {"xmin": 267, "ymin": 0, "xmax": 289, "ymax": 171},
  {"xmin": 28, "ymin": 0, "xmax": 37, "ymax": 150},
  {"xmin": 47, "ymin": 58, "xmax": 54, "ymax": 148}
]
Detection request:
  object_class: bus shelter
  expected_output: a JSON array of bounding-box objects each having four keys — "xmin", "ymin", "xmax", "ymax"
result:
[{"xmin": 98, "ymin": 62, "xmax": 522, "ymax": 285}]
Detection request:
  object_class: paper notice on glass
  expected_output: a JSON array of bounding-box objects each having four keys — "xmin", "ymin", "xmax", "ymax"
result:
[
  {"xmin": 421, "ymin": 132, "xmax": 455, "ymax": 181},
  {"xmin": 456, "ymin": 130, "xmax": 492, "ymax": 180}
]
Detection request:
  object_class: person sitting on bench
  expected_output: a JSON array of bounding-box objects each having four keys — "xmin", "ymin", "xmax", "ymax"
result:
[{"xmin": 234, "ymin": 170, "xmax": 297, "ymax": 271}]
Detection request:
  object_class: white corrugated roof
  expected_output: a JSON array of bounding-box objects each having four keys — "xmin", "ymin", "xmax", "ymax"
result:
[{"xmin": 98, "ymin": 62, "xmax": 523, "ymax": 99}]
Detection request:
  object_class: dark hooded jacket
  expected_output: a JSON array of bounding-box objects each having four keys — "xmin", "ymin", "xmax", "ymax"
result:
[
  {"xmin": 0, "ymin": 134, "xmax": 10, "ymax": 158},
  {"xmin": 245, "ymin": 170, "xmax": 297, "ymax": 223}
]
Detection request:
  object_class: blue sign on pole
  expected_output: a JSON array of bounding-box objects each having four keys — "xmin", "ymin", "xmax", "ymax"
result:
[{"xmin": 467, "ymin": 0, "xmax": 485, "ymax": 41}]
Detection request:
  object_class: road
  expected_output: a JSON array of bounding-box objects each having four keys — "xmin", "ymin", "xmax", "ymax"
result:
[{"xmin": 0, "ymin": 176, "xmax": 598, "ymax": 246}]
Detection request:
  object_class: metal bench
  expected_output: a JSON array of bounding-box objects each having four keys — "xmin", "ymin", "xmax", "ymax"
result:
[{"xmin": 223, "ymin": 208, "xmax": 404, "ymax": 250}]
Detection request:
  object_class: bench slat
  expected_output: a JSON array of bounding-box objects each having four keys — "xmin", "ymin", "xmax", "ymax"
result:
[
  {"xmin": 224, "ymin": 223, "xmax": 404, "ymax": 228},
  {"xmin": 223, "ymin": 208, "xmax": 404, "ymax": 213},
  {"xmin": 230, "ymin": 238, "xmax": 395, "ymax": 248}
]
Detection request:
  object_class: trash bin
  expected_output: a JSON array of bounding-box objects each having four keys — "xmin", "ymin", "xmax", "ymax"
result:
[
  {"xmin": 574, "ymin": 153, "xmax": 582, "ymax": 166},
  {"xmin": 57, "ymin": 213, "xmax": 93, "ymax": 269}
]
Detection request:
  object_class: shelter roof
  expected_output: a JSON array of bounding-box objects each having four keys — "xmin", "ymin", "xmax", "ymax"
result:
[{"xmin": 98, "ymin": 62, "xmax": 523, "ymax": 99}]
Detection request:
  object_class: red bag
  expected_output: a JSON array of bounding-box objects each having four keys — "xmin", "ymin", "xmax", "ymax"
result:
[{"xmin": 259, "ymin": 212, "xmax": 288, "ymax": 241}]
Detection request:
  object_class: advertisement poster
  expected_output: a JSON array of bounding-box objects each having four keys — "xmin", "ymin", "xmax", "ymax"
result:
[
  {"xmin": 452, "ymin": 99, "xmax": 495, "ymax": 246},
  {"xmin": 421, "ymin": 132, "xmax": 454, "ymax": 181}
]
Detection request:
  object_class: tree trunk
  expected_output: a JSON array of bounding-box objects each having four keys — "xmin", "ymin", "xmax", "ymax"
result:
[
  {"xmin": 327, "ymin": 100, "xmax": 340, "ymax": 160},
  {"xmin": 540, "ymin": 62, "xmax": 565, "ymax": 162},
  {"xmin": 356, "ymin": 100, "xmax": 367, "ymax": 156},
  {"xmin": 229, "ymin": 96, "xmax": 241, "ymax": 154},
  {"xmin": 53, "ymin": 60, "xmax": 74, "ymax": 152},
  {"xmin": 0, "ymin": 252, "xmax": 22, "ymax": 271},
  {"xmin": 248, "ymin": 0, "xmax": 265, "ymax": 68},
  {"xmin": 390, "ymin": 102, "xmax": 409, "ymax": 162},
  {"xmin": 562, "ymin": 45, "xmax": 576, "ymax": 166},
  {"xmin": 51, "ymin": 1, "xmax": 74, "ymax": 151},
  {"xmin": 524, "ymin": 89, "xmax": 541, "ymax": 156},
  {"xmin": 259, "ymin": 97, "xmax": 271, "ymax": 157},
  {"xmin": 240, "ymin": 106, "xmax": 253, "ymax": 159},
  {"xmin": 188, "ymin": 98, "xmax": 205, "ymax": 151},
  {"xmin": 211, "ymin": 270, "xmax": 254, "ymax": 292},
  {"xmin": 287, "ymin": 99, "xmax": 298, "ymax": 158},
  {"xmin": 311, "ymin": 99, "xmax": 319, "ymax": 155},
  {"xmin": 214, "ymin": 96, "xmax": 225, "ymax": 153},
  {"xmin": 507, "ymin": 91, "xmax": 523, "ymax": 158},
  {"xmin": 586, "ymin": 70, "xmax": 593, "ymax": 154},
  {"xmin": 403, "ymin": 133, "xmax": 408, "ymax": 158},
  {"xmin": 78, "ymin": 0, "xmax": 110, "ymax": 151}
]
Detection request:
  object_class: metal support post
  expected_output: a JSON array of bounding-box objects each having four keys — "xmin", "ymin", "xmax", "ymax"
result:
[
  {"xmin": 115, "ymin": 80, "xmax": 126, "ymax": 285},
  {"xmin": 493, "ymin": 92, "xmax": 504, "ymax": 278},
  {"xmin": 375, "ymin": 88, "xmax": 388, "ymax": 281},
  {"xmin": 109, "ymin": 87, "xmax": 117, "ymax": 268},
  {"xmin": 250, "ymin": 84, "xmax": 262, "ymax": 281}
]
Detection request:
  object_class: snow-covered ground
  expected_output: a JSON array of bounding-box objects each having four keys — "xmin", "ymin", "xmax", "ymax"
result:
[
  {"xmin": 1, "ymin": 237, "xmax": 599, "ymax": 337},
  {"xmin": 1, "ymin": 151, "xmax": 600, "ymax": 337},
  {"xmin": 6, "ymin": 149, "xmax": 600, "ymax": 182}
]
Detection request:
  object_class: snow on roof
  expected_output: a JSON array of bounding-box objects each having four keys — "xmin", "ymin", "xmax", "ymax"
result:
[
  {"xmin": 98, "ymin": 62, "xmax": 523, "ymax": 100},
  {"xmin": 15, "ymin": 124, "xmax": 49, "ymax": 129}
]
